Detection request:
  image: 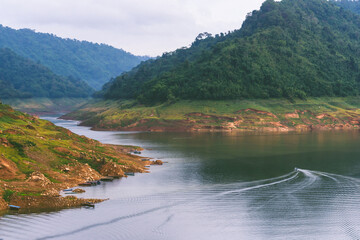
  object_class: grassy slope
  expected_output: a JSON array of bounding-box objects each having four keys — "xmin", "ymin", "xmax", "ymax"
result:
[
  {"xmin": 63, "ymin": 98, "xmax": 360, "ymax": 131},
  {"xmin": 0, "ymin": 103, "xmax": 144, "ymax": 211}
]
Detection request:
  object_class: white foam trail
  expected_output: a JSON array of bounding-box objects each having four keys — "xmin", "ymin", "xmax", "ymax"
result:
[
  {"xmin": 317, "ymin": 171, "xmax": 360, "ymax": 183},
  {"xmin": 38, "ymin": 170, "xmax": 300, "ymax": 240},
  {"xmin": 299, "ymin": 168, "xmax": 360, "ymax": 186},
  {"xmin": 31, "ymin": 168, "xmax": 360, "ymax": 240},
  {"xmin": 311, "ymin": 170, "xmax": 340, "ymax": 183},
  {"xmin": 210, "ymin": 170, "xmax": 299, "ymax": 198},
  {"xmin": 295, "ymin": 169, "xmax": 320, "ymax": 190}
]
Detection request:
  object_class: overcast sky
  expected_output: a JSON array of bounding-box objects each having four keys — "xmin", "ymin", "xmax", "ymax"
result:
[{"xmin": 0, "ymin": 0, "xmax": 265, "ymax": 56}]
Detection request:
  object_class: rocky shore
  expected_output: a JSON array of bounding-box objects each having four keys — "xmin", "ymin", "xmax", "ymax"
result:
[
  {"xmin": 0, "ymin": 154, "xmax": 164, "ymax": 213},
  {"xmin": 63, "ymin": 107, "xmax": 360, "ymax": 133},
  {"xmin": 60, "ymin": 98, "xmax": 360, "ymax": 133},
  {"xmin": 0, "ymin": 103, "xmax": 163, "ymax": 213}
]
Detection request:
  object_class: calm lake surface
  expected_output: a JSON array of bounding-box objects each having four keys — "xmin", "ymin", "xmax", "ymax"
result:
[{"xmin": 1, "ymin": 117, "xmax": 360, "ymax": 240}]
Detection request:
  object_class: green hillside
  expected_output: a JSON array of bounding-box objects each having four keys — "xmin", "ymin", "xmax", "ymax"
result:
[
  {"xmin": 0, "ymin": 102, "xmax": 146, "ymax": 211},
  {"xmin": 0, "ymin": 48, "xmax": 93, "ymax": 99},
  {"xmin": 331, "ymin": 0, "xmax": 360, "ymax": 15},
  {"xmin": 102, "ymin": 0, "xmax": 360, "ymax": 103},
  {"xmin": 0, "ymin": 25, "xmax": 147, "ymax": 89}
]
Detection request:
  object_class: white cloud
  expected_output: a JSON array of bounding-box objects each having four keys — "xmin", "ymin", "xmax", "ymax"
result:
[{"xmin": 0, "ymin": 0, "xmax": 265, "ymax": 56}]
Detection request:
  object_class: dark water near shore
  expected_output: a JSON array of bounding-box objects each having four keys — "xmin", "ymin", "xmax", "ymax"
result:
[{"xmin": 1, "ymin": 117, "xmax": 360, "ymax": 239}]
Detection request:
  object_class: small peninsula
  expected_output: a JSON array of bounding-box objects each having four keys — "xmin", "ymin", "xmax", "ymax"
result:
[{"xmin": 0, "ymin": 102, "xmax": 155, "ymax": 212}]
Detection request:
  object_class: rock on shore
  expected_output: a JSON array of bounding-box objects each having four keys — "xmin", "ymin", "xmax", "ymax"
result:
[{"xmin": 100, "ymin": 162, "xmax": 125, "ymax": 178}]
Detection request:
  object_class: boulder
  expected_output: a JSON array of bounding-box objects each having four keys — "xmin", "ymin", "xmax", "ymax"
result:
[
  {"xmin": 73, "ymin": 188, "xmax": 85, "ymax": 193},
  {"xmin": 151, "ymin": 160, "xmax": 163, "ymax": 165},
  {"xmin": 99, "ymin": 162, "xmax": 125, "ymax": 178},
  {"xmin": 26, "ymin": 171, "xmax": 51, "ymax": 186}
]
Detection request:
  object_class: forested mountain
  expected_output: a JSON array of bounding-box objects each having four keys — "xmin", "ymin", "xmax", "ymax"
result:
[
  {"xmin": 331, "ymin": 0, "xmax": 360, "ymax": 15},
  {"xmin": 0, "ymin": 48, "xmax": 93, "ymax": 98},
  {"xmin": 102, "ymin": 0, "xmax": 360, "ymax": 103},
  {"xmin": 0, "ymin": 25, "xmax": 147, "ymax": 89}
]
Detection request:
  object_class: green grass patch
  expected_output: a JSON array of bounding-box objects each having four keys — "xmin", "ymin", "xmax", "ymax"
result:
[
  {"xmin": 43, "ymin": 173, "xmax": 62, "ymax": 183},
  {"xmin": 17, "ymin": 192, "xmax": 42, "ymax": 197},
  {"xmin": 3, "ymin": 189, "xmax": 15, "ymax": 202}
]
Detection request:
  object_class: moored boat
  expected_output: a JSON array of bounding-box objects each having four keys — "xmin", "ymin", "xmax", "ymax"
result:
[
  {"xmin": 78, "ymin": 182, "xmax": 92, "ymax": 186},
  {"xmin": 9, "ymin": 205, "xmax": 20, "ymax": 210},
  {"xmin": 109, "ymin": 176, "xmax": 120, "ymax": 179},
  {"xmin": 100, "ymin": 177, "xmax": 114, "ymax": 182},
  {"xmin": 81, "ymin": 202, "xmax": 95, "ymax": 208},
  {"xmin": 87, "ymin": 180, "xmax": 101, "ymax": 185},
  {"xmin": 62, "ymin": 188, "xmax": 73, "ymax": 192}
]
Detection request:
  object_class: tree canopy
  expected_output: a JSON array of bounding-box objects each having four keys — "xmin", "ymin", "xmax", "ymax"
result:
[
  {"xmin": 102, "ymin": 0, "xmax": 360, "ymax": 103},
  {"xmin": 0, "ymin": 25, "xmax": 147, "ymax": 89},
  {"xmin": 331, "ymin": 0, "xmax": 360, "ymax": 15},
  {"xmin": 0, "ymin": 48, "xmax": 93, "ymax": 99}
]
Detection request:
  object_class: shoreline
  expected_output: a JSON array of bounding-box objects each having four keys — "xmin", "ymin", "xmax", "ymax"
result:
[
  {"xmin": 87, "ymin": 125, "xmax": 360, "ymax": 133},
  {"xmin": 0, "ymin": 104, "xmax": 162, "ymax": 214},
  {"xmin": 0, "ymin": 146, "xmax": 162, "ymax": 214},
  {"xmin": 60, "ymin": 115, "xmax": 360, "ymax": 133},
  {"xmin": 59, "ymin": 98, "xmax": 360, "ymax": 134}
]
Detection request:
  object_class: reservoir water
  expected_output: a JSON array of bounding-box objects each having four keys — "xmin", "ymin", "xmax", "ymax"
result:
[{"xmin": 1, "ymin": 117, "xmax": 360, "ymax": 239}]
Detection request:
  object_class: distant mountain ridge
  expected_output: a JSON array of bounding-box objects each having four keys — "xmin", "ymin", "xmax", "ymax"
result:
[
  {"xmin": 0, "ymin": 48, "xmax": 93, "ymax": 98},
  {"xmin": 0, "ymin": 25, "xmax": 147, "ymax": 89},
  {"xmin": 102, "ymin": 0, "xmax": 360, "ymax": 103}
]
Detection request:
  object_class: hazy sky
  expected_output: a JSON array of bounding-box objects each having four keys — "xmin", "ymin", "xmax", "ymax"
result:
[{"xmin": 0, "ymin": 0, "xmax": 265, "ymax": 56}]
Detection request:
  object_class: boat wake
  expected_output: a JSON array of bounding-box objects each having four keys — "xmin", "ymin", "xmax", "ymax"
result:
[{"xmin": 2, "ymin": 168, "xmax": 360, "ymax": 240}]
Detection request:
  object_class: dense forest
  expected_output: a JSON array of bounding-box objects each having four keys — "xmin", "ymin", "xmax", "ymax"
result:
[
  {"xmin": 331, "ymin": 0, "xmax": 360, "ymax": 14},
  {"xmin": 0, "ymin": 48, "xmax": 93, "ymax": 98},
  {"xmin": 102, "ymin": 0, "xmax": 360, "ymax": 103},
  {"xmin": 0, "ymin": 25, "xmax": 147, "ymax": 89}
]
